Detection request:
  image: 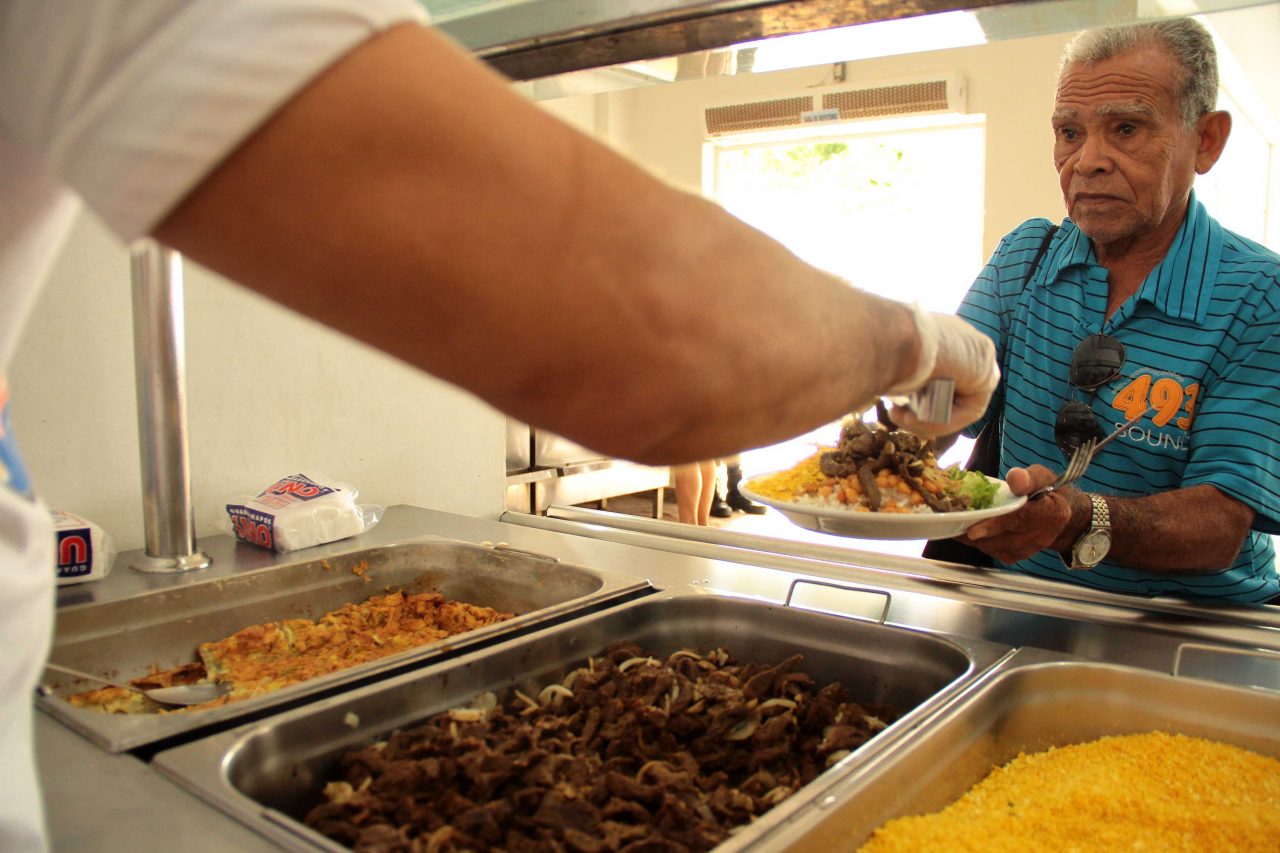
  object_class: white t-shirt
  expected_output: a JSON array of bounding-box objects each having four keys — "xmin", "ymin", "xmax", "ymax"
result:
[{"xmin": 0, "ymin": 1, "xmax": 425, "ymax": 848}]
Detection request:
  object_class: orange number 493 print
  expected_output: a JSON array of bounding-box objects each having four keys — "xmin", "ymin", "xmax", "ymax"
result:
[{"xmin": 1110, "ymin": 374, "xmax": 1199, "ymax": 430}]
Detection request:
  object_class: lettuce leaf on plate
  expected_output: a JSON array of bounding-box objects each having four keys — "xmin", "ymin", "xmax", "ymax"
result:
[{"xmin": 946, "ymin": 467, "xmax": 999, "ymax": 510}]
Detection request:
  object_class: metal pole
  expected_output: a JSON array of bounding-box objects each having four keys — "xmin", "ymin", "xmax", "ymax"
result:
[{"xmin": 129, "ymin": 240, "xmax": 212, "ymax": 573}]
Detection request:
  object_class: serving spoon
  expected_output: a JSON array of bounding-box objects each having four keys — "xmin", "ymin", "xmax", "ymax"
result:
[{"xmin": 40, "ymin": 662, "xmax": 230, "ymax": 706}]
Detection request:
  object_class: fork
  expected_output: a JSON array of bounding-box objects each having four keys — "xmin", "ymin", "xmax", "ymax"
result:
[
  {"xmin": 1028, "ymin": 438, "xmax": 1096, "ymax": 500},
  {"xmin": 1028, "ymin": 411, "xmax": 1146, "ymax": 500}
]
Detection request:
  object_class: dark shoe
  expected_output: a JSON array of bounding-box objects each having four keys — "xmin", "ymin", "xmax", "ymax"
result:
[
  {"xmin": 727, "ymin": 490, "xmax": 766, "ymax": 514},
  {"xmin": 710, "ymin": 496, "xmax": 733, "ymax": 518},
  {"xmin": 726, "ymin": 463, "xmax": 767, "ymax": 514}
]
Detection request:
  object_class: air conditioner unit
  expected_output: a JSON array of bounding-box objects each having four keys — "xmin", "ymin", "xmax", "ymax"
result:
[{"xmin": 704, "ymin": 73, "xmax": 967, "ymax": 136}]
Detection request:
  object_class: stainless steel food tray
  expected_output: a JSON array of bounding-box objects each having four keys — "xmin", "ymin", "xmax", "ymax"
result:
[
  {"xmin": 152, "ymin": 590, "xmax": 1013, "ymax": 852},
  {"xmin": 39, "ymin": 536, "xmax": 651, "ymax": 753},
  {"xmin": 759, "ymin": 648, "xmax": 1280, "ymax": 850}
]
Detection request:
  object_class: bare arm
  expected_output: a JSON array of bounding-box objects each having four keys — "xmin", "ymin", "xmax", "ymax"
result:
[
  {"xmin": 154, "ymin": 23, "xmax": 930, "ymax": 465},
  {"xmin": 965, "ymin": 469, "xmax": 1254, "ymax": 573},
  {"xmin": 1103, "ymin": 484, "xmax": 1253, "ymax": 572}
]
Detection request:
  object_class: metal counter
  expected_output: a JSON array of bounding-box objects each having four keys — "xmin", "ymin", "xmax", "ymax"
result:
[
  {"xmin": 510, "ymin": 504, "xmax": 1280, "ymax": 683},
  {"xmin": 38, "ymin": 505, "xmax": 1280, "ymax": 851}
]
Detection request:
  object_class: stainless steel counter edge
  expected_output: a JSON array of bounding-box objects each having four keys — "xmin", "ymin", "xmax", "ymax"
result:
[
  {"xmin": 509, "ymin": 506, "xmax": 1280, "ymax": 633},
  {"xmin": 500, "ymin": 510, "xmax": 1280, "ymax": 691}
]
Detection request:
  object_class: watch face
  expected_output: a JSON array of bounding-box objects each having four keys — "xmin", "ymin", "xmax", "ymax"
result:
[{"xmin": 1077, "ymin": 530, "xmax": 1112, "ymax": 566}]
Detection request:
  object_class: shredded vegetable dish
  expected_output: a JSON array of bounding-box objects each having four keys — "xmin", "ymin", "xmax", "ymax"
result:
[{"xmin": 64, "ymin": 571, "xmax": 514, "ymax": 714}]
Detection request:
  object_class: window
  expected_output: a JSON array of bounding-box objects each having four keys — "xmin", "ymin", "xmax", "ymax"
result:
[{"xmin": 706, "ymin": 115, "xmax": 986, "ymax": 313}]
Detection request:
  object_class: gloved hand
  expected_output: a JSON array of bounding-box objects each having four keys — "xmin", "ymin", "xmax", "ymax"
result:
[{"xmin": 887, "ymin": 305, "xmax": 999, "ymax": 437}]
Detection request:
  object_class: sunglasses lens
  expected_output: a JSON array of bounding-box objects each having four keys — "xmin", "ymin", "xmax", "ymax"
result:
[
  {"xmin": 1071, "ymin": 333, "xmax": 1126, "ymax": 390},
  {"xmin": 1055, "ymin": 400, "xmax": 1104, "ymax": 455}
]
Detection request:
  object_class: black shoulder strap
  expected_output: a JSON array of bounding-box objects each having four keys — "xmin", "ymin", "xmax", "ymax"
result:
[
  {"xmin": 1024, "ymin": 223, "xmax": 1060, "ymax": 290},
  {"xmin": 992, "ymin": 223, "xmax": 1059, "ymax": 413}
]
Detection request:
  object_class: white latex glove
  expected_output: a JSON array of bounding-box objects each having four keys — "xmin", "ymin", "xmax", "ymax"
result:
[{"xmin": 887, "ymin": 305, "xmax": 999, "ymax": 437}]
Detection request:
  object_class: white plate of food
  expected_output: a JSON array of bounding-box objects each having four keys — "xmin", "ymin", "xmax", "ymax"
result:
[
  {"xmin": 738, "ymin": 477, "xmax": 1026, "ymax": 540},
  {"xmin": 739, "ymin": 418, "xmax": 1026, "ymax": 541}
]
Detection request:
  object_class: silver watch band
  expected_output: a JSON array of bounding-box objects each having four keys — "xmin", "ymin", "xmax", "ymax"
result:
[
  {"xmin": 1088, "ymin": 493, "xmax": 1110, "ymax": 528},
  {"xmin": 1063, "ymin": 493, "xmax": 1111, "ymax": 570}
]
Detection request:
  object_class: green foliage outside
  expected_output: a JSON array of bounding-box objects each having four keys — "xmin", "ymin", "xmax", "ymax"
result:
[{"xmin": 718, "ymin": 139, "xmax": 909, "ymax": 225}]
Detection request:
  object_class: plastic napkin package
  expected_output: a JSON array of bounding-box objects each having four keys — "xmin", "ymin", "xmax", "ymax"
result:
[
  {"xmin": 52, "ymin": 509, "xmax": 115, "ymax": 585},
  {"xmin": 225, "ymin": 473, "xmax": 384, "ymax": 552}
]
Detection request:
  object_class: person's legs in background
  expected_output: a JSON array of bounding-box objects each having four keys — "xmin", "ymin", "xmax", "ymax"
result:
[
  {"xmin": 674, "ymin": 463, "xmax": 698, "ymax": 524},
  {"xmin": 695, "ymin": 459, "xmax": 716, "ymax": 524},
  {"xmin": 674, "ymin": 460, "xmax": 716, "ymax": 525}
]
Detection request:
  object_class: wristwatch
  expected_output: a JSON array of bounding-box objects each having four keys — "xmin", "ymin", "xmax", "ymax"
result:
[{"xmin": 1066, "ymin": 493, "xmax": 1112, "ymax": 570}]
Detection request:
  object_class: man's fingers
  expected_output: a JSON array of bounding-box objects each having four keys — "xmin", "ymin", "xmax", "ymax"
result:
[
  {"xmin": 1005, "ymin": 465, "xmax": 1059, "ymax": 496},
  {"xmin": 1004, "ymin": 467, "xmax": 1032, "ymax": 494}
]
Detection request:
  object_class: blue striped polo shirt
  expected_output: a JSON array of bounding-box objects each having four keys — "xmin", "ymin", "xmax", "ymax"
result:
[{"xmin": 957, "ymin": 192, "xmax": 1280, "ymax": 603}]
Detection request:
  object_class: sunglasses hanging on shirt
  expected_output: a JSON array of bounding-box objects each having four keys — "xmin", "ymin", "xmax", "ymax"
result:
[{"xmin": 1055, "ymin": 333, "xmax": 1127, "ymax": 455}]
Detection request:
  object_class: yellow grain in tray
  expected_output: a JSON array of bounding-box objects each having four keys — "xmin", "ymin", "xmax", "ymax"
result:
[
  {"xmin": 856, "ymin": 731, "xmax": 1280, "ymax": 853},
  {"xmin": 743, "ymin": 450, "xmax": 829, "ymax": 501}
]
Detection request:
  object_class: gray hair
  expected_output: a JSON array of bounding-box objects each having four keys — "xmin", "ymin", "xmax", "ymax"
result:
[{"xmin": 1059, "ymin": 17, "xmax": 1219, "ymax": 129}]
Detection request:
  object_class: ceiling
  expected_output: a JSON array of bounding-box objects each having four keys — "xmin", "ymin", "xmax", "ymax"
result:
[
  {"xmin": 425, "ymin": 0, "xmax": 1279, "ymax": 137},
  {"xmin": 435, "ymin": 1, "xmax": 1274, "ymax": 137}
]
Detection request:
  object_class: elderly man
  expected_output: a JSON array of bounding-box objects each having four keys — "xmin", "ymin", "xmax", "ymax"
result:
[{"xmin": 951, "ymin": 17, "xmax": 1280, "ymax": 603}]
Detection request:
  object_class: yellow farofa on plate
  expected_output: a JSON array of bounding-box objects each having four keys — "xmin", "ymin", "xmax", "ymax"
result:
[
  {"xmin": 746, "ymin": 450, "xmax": 830, "ymax": 502},
  {"xmin": 856, "ymin": 731, "xmax": 1280, "ymax": 852},
  {"xmin": 747, "ymin": 449, "xmax": 959, "ymax": 514}
]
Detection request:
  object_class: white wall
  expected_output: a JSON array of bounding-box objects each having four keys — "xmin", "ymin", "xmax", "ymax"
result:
[
  {"xmin": 10, "ymin": 212, "xmax": 506, "ymax": 552},
  {"xmin": 544, "ymin": 33, "xmax": 1073, "ymax": 258}
]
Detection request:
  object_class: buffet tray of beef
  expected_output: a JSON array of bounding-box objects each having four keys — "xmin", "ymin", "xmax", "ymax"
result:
[
  {"xmin": 753, "ymin": 648, "xmax": 1280, "ymax": 851},
  {"xmin": 151, "ymin": 590, "xmax": 1012, "ymax": 852},
  {"xmin": 39, "ymin": 536, "xmax": 651, "ymax": 754}
]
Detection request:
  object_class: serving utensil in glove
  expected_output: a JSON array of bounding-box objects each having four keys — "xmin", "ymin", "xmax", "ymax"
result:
[
  {"xmin": 885, "ymin": 305, "xmax": 998, "ymax": 436},
  {"xmin": 888, "ymin": 378, "xmax": 955, "ymax": 425}
]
